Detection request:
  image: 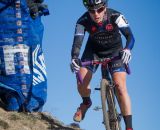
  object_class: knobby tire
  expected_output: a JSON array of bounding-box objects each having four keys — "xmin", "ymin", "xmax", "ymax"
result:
[
  {"xmin": 100, "ymin": 79, "xmax": 121, "ymax": 130},
  {"xmin": 101, "ymin": 79, "xmax": 110, "ymax": 130}
]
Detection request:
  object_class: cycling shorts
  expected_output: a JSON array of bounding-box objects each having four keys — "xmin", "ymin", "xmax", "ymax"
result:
[
  {"xmin": 83, "ymin": 59, "xmax": 126, "ymax": 74},
  {"xmin": 81, "ymin": 47, "xmax": 126, "ymax": 74}
]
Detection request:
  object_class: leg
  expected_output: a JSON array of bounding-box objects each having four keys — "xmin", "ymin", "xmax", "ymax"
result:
[
  {"xmin": 73, "ymin": 41, "xmax": 98, "ymax": 122},
  {"xmin": 77, "ymin": 67, "xmax": 92, "ymax": 97},
  {"xmin": 112, "ymin": 72, "xmax": 133, "ymax": 130},
  {"xmin": 73, "ymin": 67, "xmax": 93, "ymax": 122}
]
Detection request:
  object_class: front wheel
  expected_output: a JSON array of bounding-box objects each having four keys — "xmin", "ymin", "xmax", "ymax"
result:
[
  {"xmin": 100, "ymin": 79, "xmax": 110, "ymax": 130},
  {"xmin": 100, "ymin": 79, "xmax": 121, "ymax": 130}
]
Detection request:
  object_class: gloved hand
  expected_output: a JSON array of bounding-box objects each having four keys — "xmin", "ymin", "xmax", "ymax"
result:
[
  {"xmin": 121, "ymin": 49, "xmax": 132, "ymax": 64},
  {"xmin": 70, "ymin": 58, "xmax": 81, "ymax": 73}
]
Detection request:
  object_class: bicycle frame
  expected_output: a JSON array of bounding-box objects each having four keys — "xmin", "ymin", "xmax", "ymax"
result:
[
  {"xmin": 76, "ymin": 56, "xmax": 130, "ymax": 130},
  {"xmin": 77, "ymin": 56, "xmax": 130, "ymax": 84}
]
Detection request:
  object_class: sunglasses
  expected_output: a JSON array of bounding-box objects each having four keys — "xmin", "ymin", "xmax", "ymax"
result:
[{"xmin": 89, "ymin": 6, "xmax": 105, "ymax": 14}]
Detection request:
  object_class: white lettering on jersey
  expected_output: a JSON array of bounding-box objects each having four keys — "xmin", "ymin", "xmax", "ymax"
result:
[
  {"xmin": 32, "ymin": 44, "xmax": 47, "ymax": 86},
  {"xmin": 115, "ymin": 14, "xmax": 129, "ymax": 28}
]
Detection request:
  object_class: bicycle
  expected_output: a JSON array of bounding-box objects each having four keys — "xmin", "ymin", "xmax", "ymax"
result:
[{"xmin": 76, "ymin": 56, "xmax": 130, "ymax": 130}]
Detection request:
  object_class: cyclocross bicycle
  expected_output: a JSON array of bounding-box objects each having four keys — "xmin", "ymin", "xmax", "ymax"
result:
[{"xmin": 77, "ymin": 56, "xmax": 130, "ymax": 130}]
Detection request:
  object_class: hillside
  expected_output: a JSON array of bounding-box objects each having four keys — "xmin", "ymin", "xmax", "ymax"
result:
[{"xmin": 0, "ymin": 108, "xmax": 81, "ymax": 130}]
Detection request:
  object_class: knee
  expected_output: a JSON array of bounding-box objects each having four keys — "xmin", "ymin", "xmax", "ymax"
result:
[{"xmin": 115, "ymin": 83, "xmax": 128, "ymax": 96}]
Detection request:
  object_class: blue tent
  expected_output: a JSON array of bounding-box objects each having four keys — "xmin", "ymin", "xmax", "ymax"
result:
[{"xmin": 0, "ymin": 0, "xmax": 49, "ymax": 112}]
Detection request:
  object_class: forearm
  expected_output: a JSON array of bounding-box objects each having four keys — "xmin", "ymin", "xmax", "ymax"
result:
[
  {"xmin": 71, "ymin": 35, "xmax": 84, "ymax": 59},
  {"xmin": 120, "ymin": 27, "xmax": 135, "ymax": 50},
  {"xmin": 71, "ymin": 23, "xmax": 85, "ymax": 59}
]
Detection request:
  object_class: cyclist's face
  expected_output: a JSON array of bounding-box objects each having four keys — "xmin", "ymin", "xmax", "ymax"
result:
[{"xmin": 88, "ymin": 6, "xmax": 106, "ymax": 23}]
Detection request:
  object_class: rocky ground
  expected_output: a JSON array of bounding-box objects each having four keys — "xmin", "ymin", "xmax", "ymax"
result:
[{"xmin": 0, "ymin": 108, "xmax": 81, "ymax": 130}]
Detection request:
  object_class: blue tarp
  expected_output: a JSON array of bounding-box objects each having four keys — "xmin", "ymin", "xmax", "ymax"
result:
[{"xmin": 0, "ymin": 0, "xmax": 49, "ymax": 112}]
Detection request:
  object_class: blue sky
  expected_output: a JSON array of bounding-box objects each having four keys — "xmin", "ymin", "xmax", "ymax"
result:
[{"xmin": 42, "ymin": 1, "xmax": 160, "ymax": 130}]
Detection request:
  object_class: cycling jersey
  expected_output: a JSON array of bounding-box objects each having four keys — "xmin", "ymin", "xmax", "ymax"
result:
[
  {"xmin": 0, "ymin": 0, "xmax": 49, "ymax": 112},
  {"xmin": 71, "ymin": 8, "xmax": 135, "ymax": 59}
]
